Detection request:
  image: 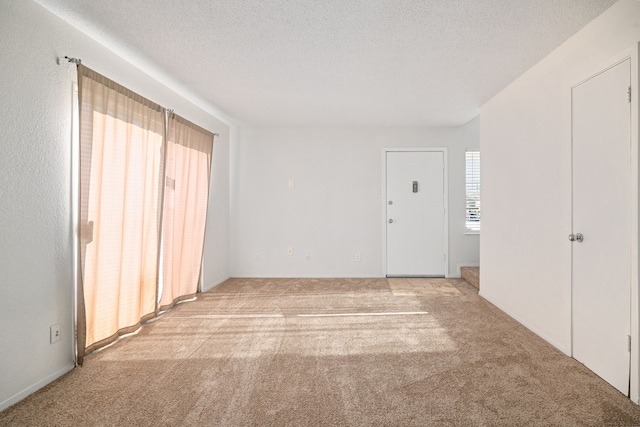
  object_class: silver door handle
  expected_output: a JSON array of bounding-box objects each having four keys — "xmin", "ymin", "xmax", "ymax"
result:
[
  {"xmin": 389, "ymin": 219, "xmax": 393, "ymax": 223},
  {"xmin": 568, "ymin": 233, "xmax": 584, "ymax": 242}
]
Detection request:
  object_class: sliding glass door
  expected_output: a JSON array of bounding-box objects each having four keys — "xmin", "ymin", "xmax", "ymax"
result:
[
  {"xmin": 76, "ymin": 65, "xmax": 215, "ymax": 363},
  {"xmin": 77, "ymin": 65, "xmax": 165, "ymax": 362},
  {"xmin": 160, "ymin": 114, "xmax": 213, "ymax": 311}
]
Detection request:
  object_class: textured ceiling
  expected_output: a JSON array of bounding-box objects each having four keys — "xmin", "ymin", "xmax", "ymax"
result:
[{"xmin": 35, "ymin": 0, "xmax": 617, "ymax": 126}]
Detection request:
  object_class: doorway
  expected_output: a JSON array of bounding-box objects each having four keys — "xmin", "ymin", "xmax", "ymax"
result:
[
  {"xmin": 385, "ymin": 149, "xmax": 447, "ymax": 277},
  {"xmin": 571, "ymin": 58, "xmax": 631, "ymax": 395}
]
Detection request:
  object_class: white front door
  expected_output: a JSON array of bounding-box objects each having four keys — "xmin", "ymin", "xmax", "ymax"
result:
[
  {"xmin": 386, "ymin": 151, "xmax": 445, "ymax": 277},
  {"xmin": 572, "ymin": 59, "xmax": 631, "ymax": 395}
]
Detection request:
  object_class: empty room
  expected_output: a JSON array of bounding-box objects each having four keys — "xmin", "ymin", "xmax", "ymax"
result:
[{"xmin": 2, "ymin": 0, "xmax": 640, "ymax": 425}]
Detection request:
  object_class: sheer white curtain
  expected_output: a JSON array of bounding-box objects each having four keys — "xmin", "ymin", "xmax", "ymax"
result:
[
  {"xmin": 159, "ymin": 113, "xmax": 214, "ymax": 311},
  {"xmin": 77, "ymin": 65, "xmax": 165, "ymax": 363}
]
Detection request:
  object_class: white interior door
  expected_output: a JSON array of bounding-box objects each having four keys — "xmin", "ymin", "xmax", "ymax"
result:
[
  {"xmin": 572, "ymin": 59, "xmax": 631, "ymax": 395},
  {"xmin": 386, "ymin": 151, "xmax": 445, "ymax": 277}
]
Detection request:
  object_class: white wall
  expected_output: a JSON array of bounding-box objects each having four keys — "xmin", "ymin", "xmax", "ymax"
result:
[
  {"xmin": 203, "ymin": 128, "xmax": 232, "ymax": 291},
  {"xmin": 231, "ymin": 119, "xmax": 479, "ymax": 278},
  {"xmin": 0, "ymin": 0, "xmax": 230, "ymax": 410},
  {"xmin": 480, "ymin": 0, "xmax": 640, "ymax": 359}
]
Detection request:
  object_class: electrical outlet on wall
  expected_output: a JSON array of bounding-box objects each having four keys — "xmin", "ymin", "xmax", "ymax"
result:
[
  {"xmin": 50, "ymin": 324, "xmax": 61, "ymax": 344},
  {"xmin": 287, "ymin": 247, "xmax": 294, "ymax": 256},
  {"xmin": 355, "ymin": 253, "xmax": 361, "ymax": 262}
]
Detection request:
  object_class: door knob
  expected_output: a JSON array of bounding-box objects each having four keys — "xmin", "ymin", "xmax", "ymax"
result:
[
  {"xmin": 568, "ymin": 233, "xmax": 584, "ymax": 242},
  {"xmin": 389, "ymin": 219, "xmax": 394, "ymax": 223}
]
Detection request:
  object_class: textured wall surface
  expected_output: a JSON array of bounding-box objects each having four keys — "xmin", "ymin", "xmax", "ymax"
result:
[
  {"xmin": 231, "ymin": 119, "xmax": 479, "ymax": 278},
  {"xmin": 0, "ymin": 0, "xmax": 230, "ymax": 410},
  {"xmin": 1, "ymin": 0, "xmax": 76, "ymax": 411}
]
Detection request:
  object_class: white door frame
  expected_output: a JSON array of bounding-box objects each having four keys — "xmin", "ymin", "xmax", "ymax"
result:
[
  {"xmin": 382, "ymin": 147, "xmax": 449, "ymax": 278},
  {"xmin": 571, "ymin": 43, "xmax": 639, "ymax": 403}
]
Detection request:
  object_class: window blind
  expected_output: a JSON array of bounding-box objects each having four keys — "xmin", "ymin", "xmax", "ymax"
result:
[{"xmin": 465, "ymin": 151, "xmax": 481, "ymax": 232}]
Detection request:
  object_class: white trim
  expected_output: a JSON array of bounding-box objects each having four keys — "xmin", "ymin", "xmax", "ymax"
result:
[
  {"xmin": 570, "ymin": 43, "xmax": 639, "ymax": 404},
  {"xmin": 629, "ymin": 42, "xmax": 639, "ymax": 405},
  {"xmin": 0, "ymin": 364, "xmax": 74, "ymax": 412},
  {"xmin": 229, "ymin": 274, "xmax": 383, "ymax": 279},
  {"xmin": 71, "ymin": 83, "xmax": 79, "ymax": 365},
  {"xmin": 202, "ymin": 275, "xmax": 231, "ymax": 292},
  {"xmin": 479, "ymin": 290, "xmax": 572, "ymax": 356},
  {"xmin": 381, "ymin": 147, "xmax": 449, "ymax": 278}
]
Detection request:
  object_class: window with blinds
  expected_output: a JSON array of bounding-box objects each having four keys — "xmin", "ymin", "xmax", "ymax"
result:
[{"xmin": 465, "ymin": 151, "xmax": 481, "ymax": 232}]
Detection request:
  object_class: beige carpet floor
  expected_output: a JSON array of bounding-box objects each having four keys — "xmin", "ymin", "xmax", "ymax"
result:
[{"xmin": 2, "ymin": 277, "xmax": 640, "ymax": 426}]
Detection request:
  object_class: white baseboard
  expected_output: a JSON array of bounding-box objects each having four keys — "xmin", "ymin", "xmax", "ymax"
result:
[
  {"xmin": 0, "ymin": 363, "xmax": 74, "ymax": 412},
  {"xmin": 479, "ymin": 290, "xmax": 571, "ymax": 356},
  {"xmin": 228, "ymin": 274, "xmax": 383, "ymax": 279},
  {"xmin": 202, "ymin": 276, "xmax": 231, "ymax": 292},
  {"xmin": 229, "ymin": 274, "xmax": 467, "ymax": 279}
]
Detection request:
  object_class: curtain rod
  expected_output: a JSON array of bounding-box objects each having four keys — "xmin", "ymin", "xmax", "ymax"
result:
[
  {"xmin": 167, "ymin": 110, "xmax": 219, "ymax": 136},
  {"xmin": 61, "ymin": 57, "xmax": 220, "ymax": 137}
]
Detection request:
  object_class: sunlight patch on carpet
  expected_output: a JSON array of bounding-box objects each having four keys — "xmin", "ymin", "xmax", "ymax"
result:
[
  {"xmin": 298, "ymin": 311, "xmax": 428, "ymax": 317},
  {"xmin": 173, "ymin": 314, "xmax": 284, "ymax": 319}
]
